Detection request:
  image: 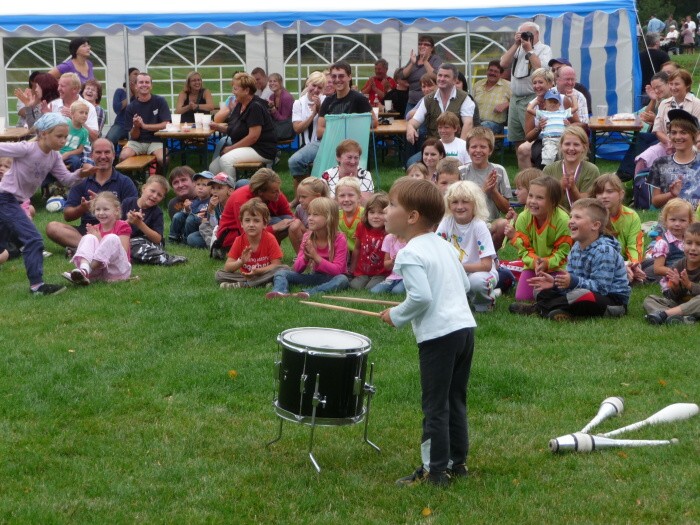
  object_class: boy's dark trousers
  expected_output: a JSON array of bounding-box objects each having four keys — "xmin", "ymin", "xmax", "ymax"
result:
[
  {"xmin": 418, "ymin": 327, "xmax": 474, "ymax": 473},
  {"xmin": 535, "ymin": 288, "xmax": 625, "ymax": 317}
]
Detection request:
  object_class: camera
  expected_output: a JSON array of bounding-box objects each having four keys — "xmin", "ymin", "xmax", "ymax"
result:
[{"xmin": 521, "ymin": 31, "xmax": 533, "ymax": 42}]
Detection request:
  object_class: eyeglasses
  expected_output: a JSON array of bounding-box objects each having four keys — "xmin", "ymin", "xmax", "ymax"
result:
[{"xmin": 418, "ymin": 42, "xmax": 433, "ymax": 47}]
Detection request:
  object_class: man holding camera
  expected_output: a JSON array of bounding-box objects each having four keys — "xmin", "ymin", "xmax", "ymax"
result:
[{"xmin": 500, "ymin": 22, "xmax": 551, "ymax": 151}]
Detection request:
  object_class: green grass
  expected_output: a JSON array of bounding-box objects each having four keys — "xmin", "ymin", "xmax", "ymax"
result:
[{"xmin": 1, "ymin": 147, "xmax": 698, "ymax": 523}]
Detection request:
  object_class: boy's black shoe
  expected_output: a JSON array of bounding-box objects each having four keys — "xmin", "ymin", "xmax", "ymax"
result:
[
  {"xmin": 447, "ymin": 463, "xmax": 469, "ymax": 479},
  {"xmin": 32, "ymin": 283, "xmax": 67, "ymax": 296},
  {"xmin": 547, "ymin": 309, "xmax": 573, "ymax": 322},
  {"xmin": 396, "ymin": 466, "xmax": 450, "ymax": 487},
  {"xmin": 508, "ymin": 302, "xmax": 538, "ymax": 315},
  {"xmin": 644, "ymin": 312, "xmax": 666, "ymax": 325}
]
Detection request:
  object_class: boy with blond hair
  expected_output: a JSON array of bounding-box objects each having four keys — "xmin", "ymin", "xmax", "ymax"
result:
[
  {"xmin": 61, "ymin": 100, "xmax": 91, "ymax": 171},
  {"xmin": 529, "ymin": 198, "xmax": 630, "ymax": 320}
]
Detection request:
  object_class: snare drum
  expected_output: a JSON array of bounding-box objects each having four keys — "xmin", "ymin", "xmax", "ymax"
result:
[{"xmin": 274, "ymin": 327, "xmax": 372, "ymax": 426}]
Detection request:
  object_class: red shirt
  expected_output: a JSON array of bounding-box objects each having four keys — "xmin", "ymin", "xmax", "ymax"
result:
[
  {"xmin": 353, "ymin": 223, "xmax": 388, "ymax": 277},
  {"xmin": 227, "ymin": 230, "xmax": 283, "ymax": 273},
  {"xmin": 363, "ymin": 76, "xmax": 397, "ymax": 105},
  {"xmin": 217, "ymin": 185, "xmax": 293, "ymax": 248}
]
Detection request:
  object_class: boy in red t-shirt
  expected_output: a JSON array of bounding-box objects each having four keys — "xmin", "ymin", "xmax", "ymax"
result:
[{"xmin": 216, "ymin": 198, "xmax": 286, "ymax": 288}]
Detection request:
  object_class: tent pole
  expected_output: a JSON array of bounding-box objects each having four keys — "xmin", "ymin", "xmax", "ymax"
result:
[
  {"xmin": 398, "ymin": 22, "xmax": 403, "ymax": 69},
  {"xmin": 264, "ymin": 24, "xmax": 269, "ymax": 73},
  {"xmin": 465, "ymin": 21, "xmax": 472, "ymax": 90},
  {"xmin": 297, "ymin": 21, "xmax": 302, "ymax": 98},
  {"xmin": 123, "ymin": 26, "xmax": 130, "ymax": 106}
]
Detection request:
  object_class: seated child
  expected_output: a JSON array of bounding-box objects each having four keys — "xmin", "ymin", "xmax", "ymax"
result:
[
  {"xmin": 406, "ymin": 162, "xmax": 430, "ymax": 180},
  {"xmin": 336, "ymin": 177, "xmax": 364, "ymax": 254},
  {"xmin": 436, "ymin": 181, "xmax": 499, "ymax": 312},
  {"xmin": 436, "ymin": 158, "xmax": 461, "ymax": 195},
  {"xmin": 322, "ymin": 139, "xmax": 374, "ymax": 204},
  {"xmin": 437, "ymin": 111, "xmax": 470, "ymax": 165},
  {"xmin": 592, "ymin": 173, "xmax": 646, "ymax": 282},
  {"xmin": 122, "ymin": 175, "xmax": 187, "ymax": 266},
  {"xmin": 195, "ymin": 173, "xmax": 235, "ymax": 254},
  {"xmin": 421, "ymin": 138, "xmax": 445, "ymax": 182},
  {"xmin": 288, "ymin": 176, "xmax": 329, "ymax": 254},
  {"xmin": 642, "ymin": 198, "xmax": 694, "ymax": 283},
  {"xmin": 644, "ymin": 222, "xmax": 700, "ymax": 325},
  {"xmin": 267, "ymin": 197, "xmax": 349, "ymax": 298},
  {"xmin": 505, "ymin": 175, "xmax": 572, "ymax": 307},
  {"xmin": 63, "ymin": 191, "xmax": 131, "ymax": 285},
  {"xmin": 350, "ymin": 192, "xmax": 390, "ymax": 290},
  {"xmin": 170, "ymin": 170, "xmax": 212, "ymax": 244},
  {"xmin": 529, "ymin": 198, "xmax": 630, "ymax": 320},
  {"xmin": 459, "ymin": 126, "xmax": 512, "ymax": 249},
  {"xmin": 370, "ymin": 232, "xmax": 407, "ymax": 294},
  {"xmin": 217, "ymin": 198, "xmax": 285, "ymax": 289},
  {"xmin": 530, "ymin": 90, "xmax": 575, "ymax": 166},
  {"xmin": 61, "ymin": 101, "xmax": 91, "ymax": 171}
]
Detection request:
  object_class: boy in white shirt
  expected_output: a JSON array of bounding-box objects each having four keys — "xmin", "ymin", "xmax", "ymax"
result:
[
  {"xmin": 437, "ymin": 112, "xmax": 470, "ymax": 165},
  {"xmin": 380, "ymin": 177, "xmax": 476, "ymax": 487}
]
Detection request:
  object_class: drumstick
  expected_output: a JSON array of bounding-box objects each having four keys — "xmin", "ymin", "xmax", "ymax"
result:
[
  {"xmin": 300, "ymin": 300, "xmax": 381, "ymax": 317},
  {"xmin": 321, "ymin": 295, "xmax": 400, "ymax": 306}
]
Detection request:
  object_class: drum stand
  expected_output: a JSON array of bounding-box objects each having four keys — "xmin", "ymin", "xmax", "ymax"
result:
[{"xmin": 267, "ymin": 363, "xmax": 381, "ymax": 473}]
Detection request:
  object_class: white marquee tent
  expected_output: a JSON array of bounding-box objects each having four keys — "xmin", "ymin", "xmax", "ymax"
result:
[{"xmin": 0, "ymin": 1, "xmax": 641, "ymax": 121}]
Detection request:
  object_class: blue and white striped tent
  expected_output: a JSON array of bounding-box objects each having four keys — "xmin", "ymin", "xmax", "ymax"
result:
[{"xmin": 0, "ymin": 0, "xmax": 640, "ymax": 113}]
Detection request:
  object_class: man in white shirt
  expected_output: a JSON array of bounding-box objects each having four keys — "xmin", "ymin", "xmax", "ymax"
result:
[
  {"xmin": 251, "ymin": 67, "xmax": 273, "ymax": 101},
  {"xmin": 49, "ymin": 73, "xmax": 99, "ymax": 142},
  {"xmin": 552, "ymin": 65, "xmax": 589, "ymax": 124}
]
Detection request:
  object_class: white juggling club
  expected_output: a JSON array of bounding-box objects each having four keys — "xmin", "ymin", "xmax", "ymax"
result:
[
  {"xmin": 600, "ymin": 403, "xmax": 699, "ymax": 438},
  {"xmin": 580, "ymin": 396, "xmax": 624, "ymax": 434},
  {"xmin": 549, "ymin": 432, "xmax": 678, "ymax": 453}
]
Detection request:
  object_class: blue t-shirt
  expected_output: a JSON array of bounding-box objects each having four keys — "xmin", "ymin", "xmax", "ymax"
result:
[
  {"xmin": 121, "ymin": 196, "xmax": 164, "ymax": 240},
  {"xmin": 124, "ymin": 94, "xmax": 171, "ymax": 143},
  {"xmin": 65, "ymin": 170, "xmax": 138, "ymax": 227}
]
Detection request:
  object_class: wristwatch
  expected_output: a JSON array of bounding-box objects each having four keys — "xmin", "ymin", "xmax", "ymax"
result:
[{"xmin": 524, "ymin": 52, "xmax": 533, "ymax": 60}]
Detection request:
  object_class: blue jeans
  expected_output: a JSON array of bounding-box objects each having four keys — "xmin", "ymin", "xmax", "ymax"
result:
[
  {"xmin": 169, "ymin": 211, "xmax": 187, "ymax": 241},
  {"xmin": 480, "ymin": 121, "xmax": 505, "ymax": 134},
  {"xmin": 370, "ymin": 278, "xmax": 405, "ymax": 294},
  {"xmin": 106, "ymin": 123, "xmax": 127, "ymax": 148},
  {"xmin": 186, "ymin": 231, "xmax": 208, "ymax": 248},
  {"xmin": 64, "ymin": 154, "xmax": 83, "ymax": 171},
  {"xmin": 184, "ymin": 213, "xmax": 201, "ymax": 237},
  {"xmin": 0, "ymin": 192, "xmax": 44, "ymax": 286},
  {"xmin": 271, "ymin": 268, "xmax": 349, "ymax": 295},
  {"xmin": 288, "ymin": 141, "xmax": 320, "ymax": 178}
]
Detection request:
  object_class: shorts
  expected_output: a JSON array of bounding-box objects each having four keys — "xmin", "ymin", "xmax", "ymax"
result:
[{"xmin": 125, "ymin": 141, "xmax": 163, "ymax": 155}]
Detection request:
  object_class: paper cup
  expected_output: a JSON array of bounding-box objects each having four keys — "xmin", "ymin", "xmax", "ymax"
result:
[
  {"xmin": 171, "ymin": 114, "xmax": 181, "ymax": 126},
  {"xmin": 372, "ymin": 107, "xmax": 379, "ymax": 119},
  {"xmin": 194, "ymin": 113, "xmax": 203, "ymax": 128},
  {"xmin": 384, "ymin": 100, "xmax": 392, "ymax": 112},
  {"xmin": 201, "ymin": 114, "xmax": 211, "ymax": 130}
]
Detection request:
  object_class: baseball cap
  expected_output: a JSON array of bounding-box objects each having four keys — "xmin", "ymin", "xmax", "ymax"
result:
[
  {"xmin": 544, "ymin": 89, "xmax": 560, "ymax": 101},
  {"xmin": 208, "ymin": 172, "xmax": 236, "ymax": 188},
  {"xmin": 548, "ymin": 57, "xmax": 572, "ymax": 68},
  {"xmin": 193, "ymin": 170, "xmax": 214, "ymax": 181},
  {"xmin": 667, "ymin": 108, "xmax": 699, "ymax": 129}
]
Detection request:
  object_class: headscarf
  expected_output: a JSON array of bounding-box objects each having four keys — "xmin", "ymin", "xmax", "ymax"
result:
[{"xmin": 34, "ymin": 113, "xmax": 70, "ymax": 132}]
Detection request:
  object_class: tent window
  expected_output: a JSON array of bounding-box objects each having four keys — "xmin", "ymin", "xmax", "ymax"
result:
[
  {"xmin": 3, "ymin": 37, "xmax": 107, "ymax": 127},
  {"xmin": 145, "ymin": 35, "xmax": 246, "ymax": 109},
  {"xmin": 283, "ymin": 34, "xmax": 380, "ymax": 97}
]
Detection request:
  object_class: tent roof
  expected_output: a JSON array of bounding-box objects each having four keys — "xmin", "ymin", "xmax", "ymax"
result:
[{"xmin": 0, "ymin": 0, "xmax": 636, "ymax": 31}]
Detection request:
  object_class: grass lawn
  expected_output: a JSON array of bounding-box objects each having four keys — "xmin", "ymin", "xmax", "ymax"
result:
[{"xmin": 1, "ymin": 125, "xmax": 699, "ymax": 523}]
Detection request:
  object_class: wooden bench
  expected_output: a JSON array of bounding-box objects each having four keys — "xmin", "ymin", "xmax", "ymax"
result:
[{"xmin": 115, "ymin": 155, "xmax": 157, "ymax": 181}]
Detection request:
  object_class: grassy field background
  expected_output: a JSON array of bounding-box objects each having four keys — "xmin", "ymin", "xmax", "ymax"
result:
[{"xmin": 1, "ymin": 56, "xmax": 699, "ymax": 523}]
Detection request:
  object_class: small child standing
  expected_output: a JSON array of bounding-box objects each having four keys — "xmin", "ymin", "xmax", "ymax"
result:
[
  {"xmin": 122, "ymin": 175, "xmax": 187, "ymax": 266},
  {"xmin": 379, "ymin": 177, "xmax": 475, "ymax": 487},
  {"xmin": 644, "ymin": 222, "xmax": 700, "ymax": 325},
  {"xmin": 436, "ymin": 158, "xmax": 461, "ymax": 196},
  {"xmin": 406, "ymin": 162, "xmax": 430, "ymax": 180},
  {"xmin": 267, "ymin": 197, "xmax": 349, "ymax": 298},
  {"xmin": 592, "ymin": 173, "xmax": 646, "ymax": 282},
  {"xmin": 61, "ymin": 100, "xmax": 91, "ymax": 171},
  {"xmin": 288, "ymin": 177, "xmax": 329, "ymax": 253},
  {"xmin": 528, "ymin": 198, "xmax": 630, "ymax": 320},
  {"xmin": 0, "ymin": 114, "xmax": 92, "ymax": 294},
  {"xmin": 530, "ymin": 90, "xmax": 574, "ymax": 166},
  {"xmin": 370, "ymin": 232, "xmax": 407, "ymax": 294},
  {"xmin": 437, "ymin": 181, "xmax": 499, "ymax": 312},
  {"xmin": 336, "ymin": 177, "xmax": 364, "ymax": 254},
  {"xmin": 217, "ymin": 198, "xmax": 285, "ymax": 289},
  {"xmin": 350, "ymin": 192, "xmax": 390, "ymax": 290},
  {"xmin": 169, "ymin": 171, "xmax": 213, "ymax": 244},
  {"xmin": 437, "ymin": 112, "xmax": 470, "ymax": 165},
  {"xmin": 63, "ymin": 191, "xmax": 131, "ymax": 285},
  {"xmin": 505, "ymin": 175, "xmax": 572, "ymax": 307},
  {"xmin": 642, "ymin": 198, "xmax": 694, "ymax": 284}
]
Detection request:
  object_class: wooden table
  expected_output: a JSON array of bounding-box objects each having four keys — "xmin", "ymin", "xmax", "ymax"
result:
[
  {"xmin": 0, "ymin": 128, "xmax": 30, "ymax": 142},
  {"xmin": 588, "ymin": 117, "xmax": 643, "ymax": 162},
  {"xmin": 155, "ymin": 128, "xmax": 216, "ymax": 173},
  {"xmin": 373, "ymin": 119, "xmax": 407, "ymax": 137}
]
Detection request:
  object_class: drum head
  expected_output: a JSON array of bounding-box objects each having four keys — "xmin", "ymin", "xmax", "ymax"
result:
[{"xmin": 279, "ymin": 327, "xmax": 371, "ymax": 354}]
